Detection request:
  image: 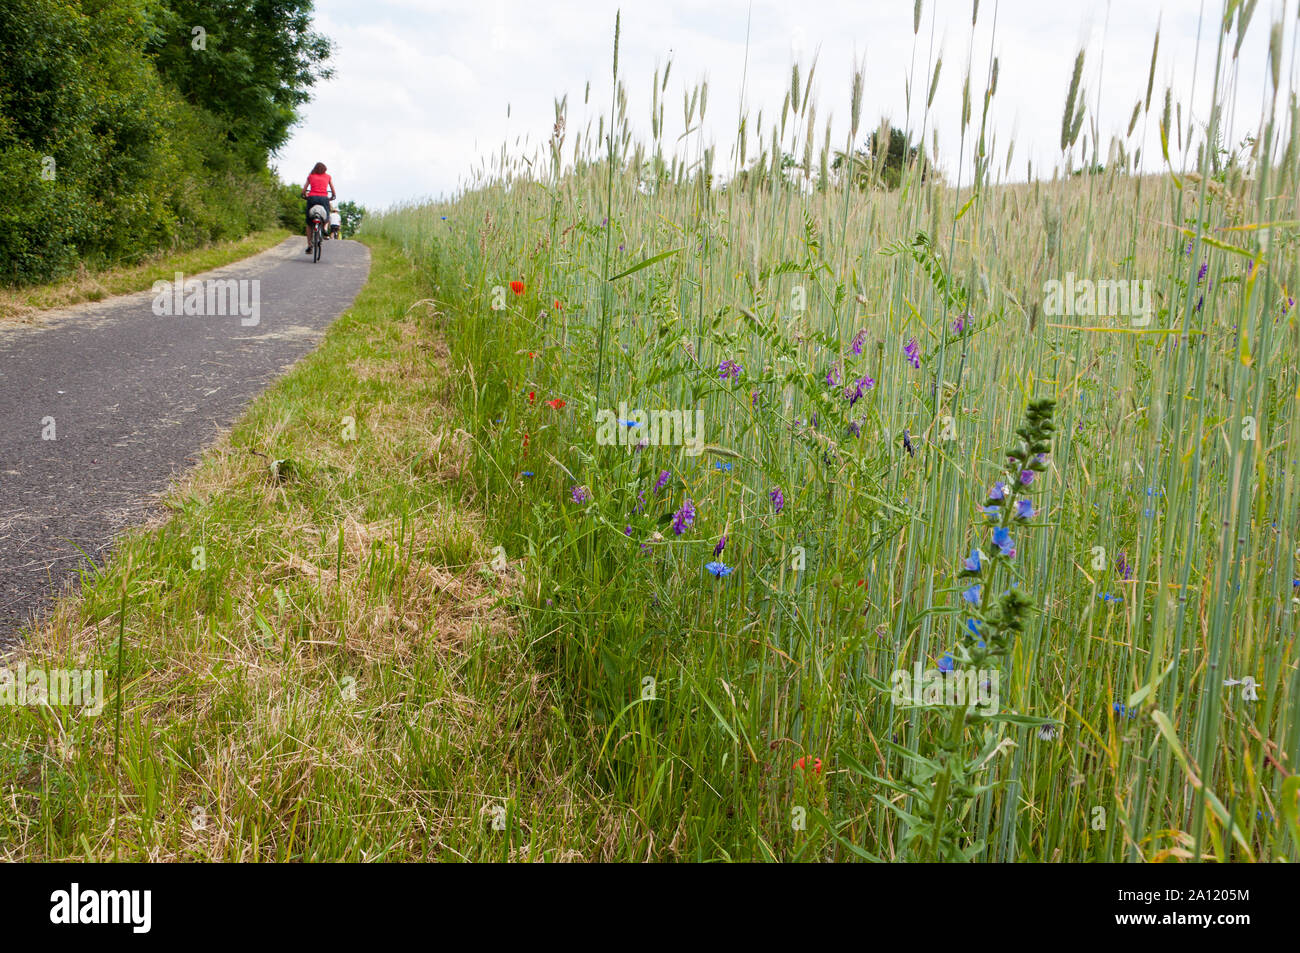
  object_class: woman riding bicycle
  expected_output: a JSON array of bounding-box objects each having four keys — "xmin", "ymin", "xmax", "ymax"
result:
[{"xmin": 301, "ymin": 162, "xmax": 337, "ymax": 253}]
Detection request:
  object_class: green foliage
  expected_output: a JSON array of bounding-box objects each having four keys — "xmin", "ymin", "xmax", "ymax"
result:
[
  {"xmin": 337, "ymin": 200, "xmax": 365, "ymax": 237},
  {"xmin": 0, "ymin": 0, "xmax": 330, "ymax": 285}
]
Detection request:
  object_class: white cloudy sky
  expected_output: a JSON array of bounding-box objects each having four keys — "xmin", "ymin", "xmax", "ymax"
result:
[{"xmin": 271, "ymin": 0, "xmax": 1296, "ymax": 210}]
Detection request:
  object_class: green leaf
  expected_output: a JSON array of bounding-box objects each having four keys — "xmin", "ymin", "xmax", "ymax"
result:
[{"xmin": 608, "ymin": 247, "xmax": 683, "ymax": 281}]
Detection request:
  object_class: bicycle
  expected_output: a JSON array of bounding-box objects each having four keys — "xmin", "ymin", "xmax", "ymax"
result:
[{"xmin": 308, "ymin": 208, "xmax": 326, "ymax": 263}]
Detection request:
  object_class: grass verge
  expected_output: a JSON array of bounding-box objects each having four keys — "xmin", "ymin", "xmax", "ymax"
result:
[
  {"xmin": 0, "ymin": 236, "xmax": 619, "ymax": 861},
  {"xmin": 0, "ymin": 228, "xmax": 293, "ymax": 324}
]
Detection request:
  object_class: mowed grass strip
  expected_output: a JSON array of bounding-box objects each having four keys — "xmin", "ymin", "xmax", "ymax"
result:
[
  {"xmin": 0, "ymin": 228, "xmax": 293, "ymax": 323},
  {"xmin": 0, "ymin": 237, "xmax": 620, "ymax": 861}
]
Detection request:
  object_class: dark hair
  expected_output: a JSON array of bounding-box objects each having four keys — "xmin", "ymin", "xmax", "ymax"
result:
[{"xmin": 311, "ymin": 162, "xmax": 327, "ymax": 175}]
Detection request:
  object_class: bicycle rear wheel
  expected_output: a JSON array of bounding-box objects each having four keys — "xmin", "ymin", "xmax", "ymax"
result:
[{"xmin": 312, "ymin": 225, "xmax": 322, "ymax": 262}]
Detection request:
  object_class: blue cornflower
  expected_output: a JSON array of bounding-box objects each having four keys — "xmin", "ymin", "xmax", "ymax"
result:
[
  {"xmin": 962, "ymin": 549, "xmax": 982, "ymax": 573},
  {"xmin": 715, "ymin": 461, "xmax": 733, "ymax": 471},
  {"xmin": 937, "ymin": 653, "xmax": 954, "ymax": 673},
  {"xmin": 961, "ymin": 584, "xmax": 982, "ymax": 604},
  {"xmin": 1113, "ymin": 702, "xmax": 1137, "ymax": 719},
  {"xmin": 521, "ymin": 471, "xmax": 534, "ymax": 477},
  {"xmin": 992, "ymin": 526, "xmax": 1016, "ymax": 558},
  {"xmin": 1100, "ymin": 592, "xmax": 1122, "ymax": 603},
  {"xmin": 705, "ymin": 560, "xmax": 733, "ymax": 578}
]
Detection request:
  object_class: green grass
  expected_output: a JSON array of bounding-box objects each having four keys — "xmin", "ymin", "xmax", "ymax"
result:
[
  {"xmin": 0, "ymin": 228, "xmax": 292, "ymax": 323},
  {"xmin": 0, "ymin": 238, "xmax": 623, "ymax": 861}
]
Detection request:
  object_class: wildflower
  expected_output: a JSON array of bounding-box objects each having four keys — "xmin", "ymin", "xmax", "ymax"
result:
[
  {"xmin": 965, "ymin": 618, "xmax": 983, "ymax": 639},
  {"xmin": 527, "ymin": 391, "xmax": 535, "ymax": 404},
  {"xmin": 1284, "ymin": 296, "xmax": 1295, "ymax": 315},
  {"xmin": 719, "ymin": 359, "xmax": 744, "ymax": 380},
  {"xmin": 750, "ymin": 390, "xmax": 761, "ymax": 409},
  {"xmin": 769, "ymin": 487, "xmax": 785, "ymax": 513},
  {"xmin": 521, "ymin": 471, "xmax": 534, "ymax": 477},
  {"xmin": 1014, "ymin": 499, "xmax": 1034, "ymax": 520},
  {"xmin": 847, "ymin": 420, "xmax": 862, "ymax": 438},
  {"xmin": 705, "ymin": 560, "xmax": 733, "ymax": 578},
  {"xmin": 845, "ymin": 375, "xmax": 875, "ymax": 406},
  {"xmin": 510, "ymin": 280, "xmax": 526, "ymax": 295},
  {"xmin": 962, "ymin": 549, "xmax": 982, "ymax": 573},
  {"xmin": 937, "ymin": 653, "xmax": 954, "ymax": 673},
  {"xmin": 1036, "ymin": 723, "xmax": 1058, "ymax": 741},
  {"xmin": 902, "ymin": 428, "xmax": 915, "ymax": 456},
  {"xmin": 952, "ymin": 313, "xmax": 969, "ymax": 333},
  {"xmin": 988, "ymin": 481, "xmax": 1007, "ymax": 501},
  {"xmin": 851, "ymin": 329, "xmax": 868, "ymax": 355},
  {"xmin": 903, "ymin": 337, "xmax": 920, "ymax": 369},
  {"xmin": 672, "ymin": 498, "xmax": 696, "ymax": 535},
  {"xmin": 553, "ymin": 299, "xmax": 563, "ymax": 310},
  {"xmin": 1116, "ymin": 551, "xmax": 1133, "ymax": 580},
  {"xmin": 654, "ymin": 470, "xmax": 671, "ymax": 492},
  {"xmin": 623, "ymin": 525, "xmax": 633, "ymax": 536},
  {"xmin": 793, "ymin": 756, "xmax": 823, "ymax": 775},
  {"xmin": 1019, "ymin": 470, "xmax": 1035, "ymax": 486},
  {"xmin": 714, "ymin": 461, "xmax": 733, "ymax": 472},
  {"xmin": 825, "ymin": 362, "xmax": 841, "ymax": 387},
  {"xmin": 1196, "ymin": 262, "xmax": 1208, "ymax": 283},
  {"xmin": 571, "ymin": 485, "xmax": 591, "ymax": 504},
  {"xmin": 1113, "ymin": 702, "xmax": 1137, "ymax": 719},
  {"xmin": 961, "ymin": 584, "xmax": 982, "ymax": 605},
  {"xmin": 714, "ymin": 535, "xmax": 727, "ymax": 556},
  {"xmin": 546, "ymin": 398, "xmax": 566, "ymax": 409},
  {"xmin": 992, "ymin": 526, "xmax": 1016, "ymax": 558},
  {"xmin": 1100, "ymin": 592, "xmax": 1122, "ymax": 603}
]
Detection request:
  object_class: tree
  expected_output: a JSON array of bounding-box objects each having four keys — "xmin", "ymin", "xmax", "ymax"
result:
[
  {"xmin": 833, "ymin": 122, "xmax": 934, "ymax": 191},
  {"xmin": 337, "ymin": 200, "xmax": 364, "ymax": 238}
]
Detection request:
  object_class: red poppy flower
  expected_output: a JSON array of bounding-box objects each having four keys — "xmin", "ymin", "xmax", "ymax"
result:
[
  {"xmin": 528, "ymin": 352, "xmax": 536, "ymax": 360},
  {"xmin": 546, "ymin": 399, "xmax": 566, "ymax": 409},
  {"xmin": 553, "ymin": 299, "xmax": 563, "ymax": 310},
  {"xmin": 528, "ymin": 391, "xmax": 535, "ymax": 403},
  {"xmin": 793, "ymin": 756, "xmax": 823, "ymax": 775},
  {"xmin": 510, "ymin": 280, "xmax": 525, "ymax": 295}
]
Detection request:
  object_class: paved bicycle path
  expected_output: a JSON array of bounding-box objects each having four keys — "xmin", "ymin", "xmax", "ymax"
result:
[{"xmin": 0, "ymin": 237, "xmax": 370, "ymax": 643}]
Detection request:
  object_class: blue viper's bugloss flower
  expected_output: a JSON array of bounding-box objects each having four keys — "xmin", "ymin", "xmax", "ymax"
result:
[
  {"xmin": 966, "ymin": 618, "xmax": 983, "ymax": 639},
  {"xmin": 989, "ymin": 481, "xmax": 1007, "ymax": 501},
  {"xmin": 672, "ymin": 498, "xmax": 696, "ymax": 535},
  {"xmin": 1014, "ymin": 499, "xmax": 1034, "ymax": 519},
  {"xmin": 992, "ymin": 526, "xmax": 1016, "ymax": 558},
  {"xmin": 937, "ymin": 653, "xmax": 954, "ymax": 673},
  {"xmin": 904, "ymin": 337, "xmax": 920, "ymax": 369},
  {"xmin": 1019, "ymin": 470, "xmax": 1035, "ymax": 486},
  {"xmin": 962, "ymin": 549, "xmax": 982, "ymax": 573},
  {"xmin": 962, "ymin": 584, "xmax": 982, "ymax": 604},
  {"xmin": 705, "ymin": 560, "xmax": 733, "ymax": 578},
  {"xmin": 769, "ymin": 487, "xmax": 785, "ymax": 513}
]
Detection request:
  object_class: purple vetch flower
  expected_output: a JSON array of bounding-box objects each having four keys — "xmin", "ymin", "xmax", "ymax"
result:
[
  {"xmin": 769, "ymin": 487, "xmax": 785, "ymax": 513},
  {"xmin": 750, "ymin": 389, "xmax": 761, "ymax": 409},
  {"xmin": 952, "ymin": 313, "xmax": 970, "ymax": 333},
  {"xmin": 1197, "ymin": 262, "xmax": 1208, "ymax": 283},
  {"xmin": 904, "ymin": 337, "xmax": 921, "ymax": 369},
  {"xmin": 654, "ymin": 469, "xmax": 671, "ymax": 492},
  {"xmin": 902, "ymin": 429, "xmax": 915, "ymax": 457},
  {"xmin": 825, "ymin": 362, "xmax": 841, "ymax": 387},
  {"xmin": 714, "ymin": 535, "xmax": 727, "ymax": 556},
  {"xmin": 845, "ymin": 375, "xmax": 875, "ymax": 406},
  {"xmin": 571, "ymin": 485, "xmax": 591, "ymax": 504},
  {"xmin": 851, "ymin": 329, "xmax": 868, "ymax": 356},
  {"xmin": 1116, "ymin": 551, "xmax": 1133, "ymax": 580},
  {"xmin": 1014, "ymin": 499, "xmax": 1034, "ymax": 520},
  {"xmin": 1284, "ymin": 296, "xmax": 1296, "ymax": 315},
  {"xmin": 672, "ymin": 498, "xmax": 696, "ymax": 535},
  {"xmin": 624, "ymin": 524, "xmax": 633, "ymax": 536},
  {"xmin": 719, "ymin": 359, "xmax": 744, "ymax": 381},
  {"xmin": 847, "ymin": 419, "xmax": 862, "ymax": 438}
]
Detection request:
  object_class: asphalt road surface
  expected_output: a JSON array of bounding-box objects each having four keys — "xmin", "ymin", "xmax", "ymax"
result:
[{"xmin": 0, "ymin": 237, "xmax": 370, "ymax": 644}]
